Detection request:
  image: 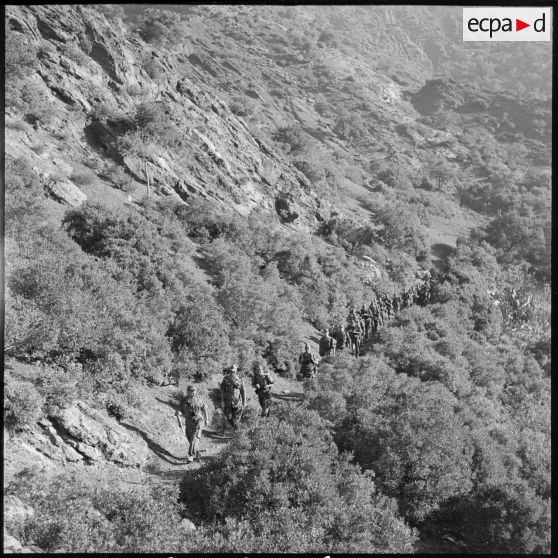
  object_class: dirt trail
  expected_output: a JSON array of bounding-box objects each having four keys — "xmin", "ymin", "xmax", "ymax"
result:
[{"xmin": 106, "ymin": 369, "xmax": 308, "ymax": 488}]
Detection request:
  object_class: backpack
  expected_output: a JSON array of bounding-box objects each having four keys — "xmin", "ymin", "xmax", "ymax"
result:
[
  {"xmin": 222, "ymin": 375, "xmax": 242, "ymax": 405},
  {"xmin": 254, "ymin": 372, "xmax": 272, "ymax": 392}
]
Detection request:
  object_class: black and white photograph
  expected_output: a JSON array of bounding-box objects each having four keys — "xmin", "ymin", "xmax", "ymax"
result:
[{"xmin": 3, "ymin": 4, "xmax": 551, "ymax": 554}]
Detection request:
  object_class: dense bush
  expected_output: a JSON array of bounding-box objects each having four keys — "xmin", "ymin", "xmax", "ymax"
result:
[
  {"xmin": 374, "ymin": 204, "xmax": 429, "ymax": 259},
  {"xmin": 133, "ymin": 100, "xmax": 182, "ymax": 147},
  {"xmin": 137, "ymin": 8, "xmax": 185, "ymax": 46},
  {"xmin": 181, "ymin": 405, "xmax": 417, "ymax": 552},
  {"xmin": 306, "ymin": 356, "xmax": 474, "ymax": 523},
  {"xmin": 7, "ymin": 471, "xmax": 195, "ymax": 553},
  {"xmin": 4, "ymin": 372, "xmax": 44, "ymax": 431},
  {"xmin": 273, "ymin": 124, "xmax": 308, "ymax": 154},
  {"xmin": 70, "ymin": 167, "xmax": 97, "ymax": 186}
]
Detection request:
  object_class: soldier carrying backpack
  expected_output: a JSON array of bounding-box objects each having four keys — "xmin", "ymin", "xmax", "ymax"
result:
[
  {"xmin": 252, "ymin": 363, "xmax": 274, "ymax": 417},
  {"xmin": 175, "ymin": 385, "xmax": 209, "ymax": 463},
  {"xmin": 220, "ymin": 365, "xmax": 246, "ymax": 431},
  {"xmin": 298, "ymin": 343, "xmax": 318, "ymax": 379},
  {"xmin": 319, "ymin": 329, "xmax": 336, "ymax": 358}
]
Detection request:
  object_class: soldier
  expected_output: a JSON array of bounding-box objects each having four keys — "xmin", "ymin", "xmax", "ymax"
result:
[
  {"xmin": 175, "ymin": 385, "xmax": 209, "ymax": 463},
  {"xmin": 220, "ymin": 365, "xmax": 246, "ymax": 431},
  {"xmin": 369, "ymin": 298, "xmax": 380, "ymax": 334},
  {"xmin": 360, "ymin": 305, "xmax": 373, "ymax": 340},
  {"xmin": 384, "ymin": 296, "xmax": 393, "ymax": 320},
  {"xmin": 347, "ymin": 312, "xmax": 364, "ymax": 356},
  {"xmin": 319, "ymin": 328, "xmax": 336, "ymax": 358},
  {"xmin": 334, "ymin": 324, "xmax": 350, "ymax": 351},
  {"xmin": 252, "ymin": 363, "xmax": 274, "ymax": 417},
  {"xmin": 298, "ymin": 343, "xmax": 318, "ymax": 379},
  {"xmin": 392, "ymin": 294, "xmax": 401, "ymax": 314}
]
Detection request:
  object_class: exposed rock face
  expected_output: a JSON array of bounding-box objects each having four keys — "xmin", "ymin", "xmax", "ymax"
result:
[
  {"xmin": 181, "ymin": 518, "xmax": 197, "ymax": 532},
  {"xmin": 4, "ymin": 496, "xmax": 34, "ymax": 533},
  {"xmin": 5, "ymin": 4, "xmax": 325, "ymax": 231},
  {"xmin": 4, "ymin": 529, "xmax": 23, "ymax": 553},
  {"xmin": 52, "ymin": 401, "xmax": 149, "ymax": 467},
  {"xmin": 46, "ymin": 179, "xmax": 87, "ymax": 206}
]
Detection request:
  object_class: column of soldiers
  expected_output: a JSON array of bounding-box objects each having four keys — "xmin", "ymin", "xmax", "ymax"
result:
[
  {"xmin": 320, "ymin": 272, "xmax": 433, "ymax": 359},
  {"xmin": 176, "ymin": 273, "xmax": 433, "ymax": 460},
  {"xmin": 176, "ymin": 362, "xmax": 276, "ymax": 461}
]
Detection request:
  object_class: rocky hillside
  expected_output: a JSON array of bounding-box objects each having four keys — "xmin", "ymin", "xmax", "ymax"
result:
[{"xmin": 4, "ymin": 4, "xmax": 551, "ymax": 555}]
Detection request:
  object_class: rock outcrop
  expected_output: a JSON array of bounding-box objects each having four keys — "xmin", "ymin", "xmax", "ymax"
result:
[
  {"xmin": 45, "ymin": 179, "xmax": 87, "ymax": 206},
  {"xmin": 5, "ymin": 4, "xmax": 326, "ymax": 231},
  {"xmin": 51, "ymin": 401, "xmax": 149, "ymax": 467}
]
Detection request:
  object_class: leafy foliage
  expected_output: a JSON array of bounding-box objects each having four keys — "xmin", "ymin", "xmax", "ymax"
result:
[{"xmin": 181, "ymin": 405, "xmax": 417, "ymax": 552}]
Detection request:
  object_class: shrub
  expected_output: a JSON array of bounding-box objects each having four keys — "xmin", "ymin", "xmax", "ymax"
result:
[
  {"xmin": 292, "ymin": 158, "xmax": 325, "ymax": 183},
  {"xmin": 306, "ymin": 356, "xmax": 475, "ymax": 523},
  {"xmin": 126, "ymin": 83, "xmax": 144, "ymax": 97},
  {"xmin": 375, "ymin": 204, "xmax": 429, "ymax": 259},
  {"xmin": 34, "ymin": 367, "xmax": 80, "ymax": 416},
  {"xmin": 5, "ymin": 31, "xmax": 37, "ymax": 79},
  {"xmin": 20, "ymin": 82, "xmax": 62, "ymax": 128},
  {"xmin": 181, "ymin": 405, "xmax": 417, "ymax": 552},
  {"xmin": 273, "ymin": 124, "xmax": 308, "ymax": 154},
  {"xmin": 70, "ymin": 167, "xmax": 97, "ymax": 186},
  {"xmin": 169, "ymin": 289, "xmax": 231, "ymax": 380},
  {"xmin": 105, "ymin": 164, "xmax": 135, "ymax": 193},
  {"xmin": 228, "ymin": 96, "xmax": 256, "ymax": 118},
  {"xmin": 62, "ymin": 43, "xmax": 90, "ymax": 66},
  {"xmin": 138, "ymin": 8, "xmax": 184, "ymax": 47},
  {"xmin": 4, "ymin": 372, "xmax": 44, "ymax": 431},
  {"xmin": 8, "ymin": 471, "xmax": 195, "ymax": 553},
  {"xmin": 142, "ymin": 57, "xmax": 165, "ymax": 80},
  {"xmin": 4, "ymin": 156, "xmax": 46, "ymax": 240},
  {"xmin": 90, "ymin": 101, "xmax": 122, "ymax": 121},
  {"xmin": 133, "ymin": 100, "xmax": 182, "ymax": 147}
]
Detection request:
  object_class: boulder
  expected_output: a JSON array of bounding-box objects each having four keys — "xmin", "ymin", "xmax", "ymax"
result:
[
  {"xmin": 4, "ymin": 529, "xmax": 23, "ymax": 553},
  {"xmin": 181, "ymin": 518, "xmax": 197, "ymax": 532},
  {"xmin": 46, "ymin": 180, "xmax": 87, "ymax": 206},
  {"xmin": 52, "ymin": 401, "xmax": 149, "ymax": 467},
  {"xmin": 4, "ymin": 496, "xmax": 34, "ymax": 528}
]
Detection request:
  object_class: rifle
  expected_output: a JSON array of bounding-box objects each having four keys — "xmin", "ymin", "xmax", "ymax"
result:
[{"xmin": 175, "ymin": 409, "xmax": 183, "ymax": 431}]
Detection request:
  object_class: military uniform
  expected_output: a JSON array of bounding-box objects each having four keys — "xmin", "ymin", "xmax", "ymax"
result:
[
  {"xmin": 334, "ymin": 327, "xmax": 350, "ymax": 351},
  {"xmin": 359, "ymin": 306, "xmax": 372, "ymax": 339},
  {"xmin": 221, "ymin": 369, "xmax": 246, "ymax": 430},
  {"xmin": 298, "ymin": 348, "xmax": 318, "ymax": 379},
  {"xmin": 319, "ymin": 332, "xmax": 336, "ymax": 357},
  {"xmin": 252, "ymin": 367, "xmax": 274, "ymax": 417},
  {"xmin": 177, "ymin": 390, "xmax": 208, "ymax": 460},
  {"xmin": 347, "ymin": 314, "xmax": 364, "ymax": 356}
]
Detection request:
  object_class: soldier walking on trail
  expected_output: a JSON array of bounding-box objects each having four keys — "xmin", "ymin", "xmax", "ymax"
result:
[
  {"xmin": 360, "ymin": 305, "xmax": 373, "ymax": 340},
  {"xmin": 252, "ymin": 363, "xmax": 274, "ymax": 417},
  {"xmin": 319, "ymin": 329, "xmax": 336, "ymax": 358},
  {"xmin": 334, "ymin": 324, "xmax": 350, "ymax": 352},
  {"xmin": 298, "ymin": 343, "xmax": 318, "ymax": 379},
  {"xmin": 220, "ymin": 365, "xmax": 246, "ymax": 431},
  {"xmin": 347, "ymin": 312, "xmax": 364, "ymax": 356},
  {"xmin": 175, "ymin": 385, "xmax": 209, "ymax": 463}
]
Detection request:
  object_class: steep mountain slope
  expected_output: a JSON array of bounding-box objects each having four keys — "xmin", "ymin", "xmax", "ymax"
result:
[{"xmin": 4, "ymin": 4, "xmax": 551, "ymax": 555}]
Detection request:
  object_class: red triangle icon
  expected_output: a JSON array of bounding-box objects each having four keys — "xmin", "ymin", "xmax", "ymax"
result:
[{"xmin": 516, "ymin": 19, "xmax": 530, "ymax": 31}]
